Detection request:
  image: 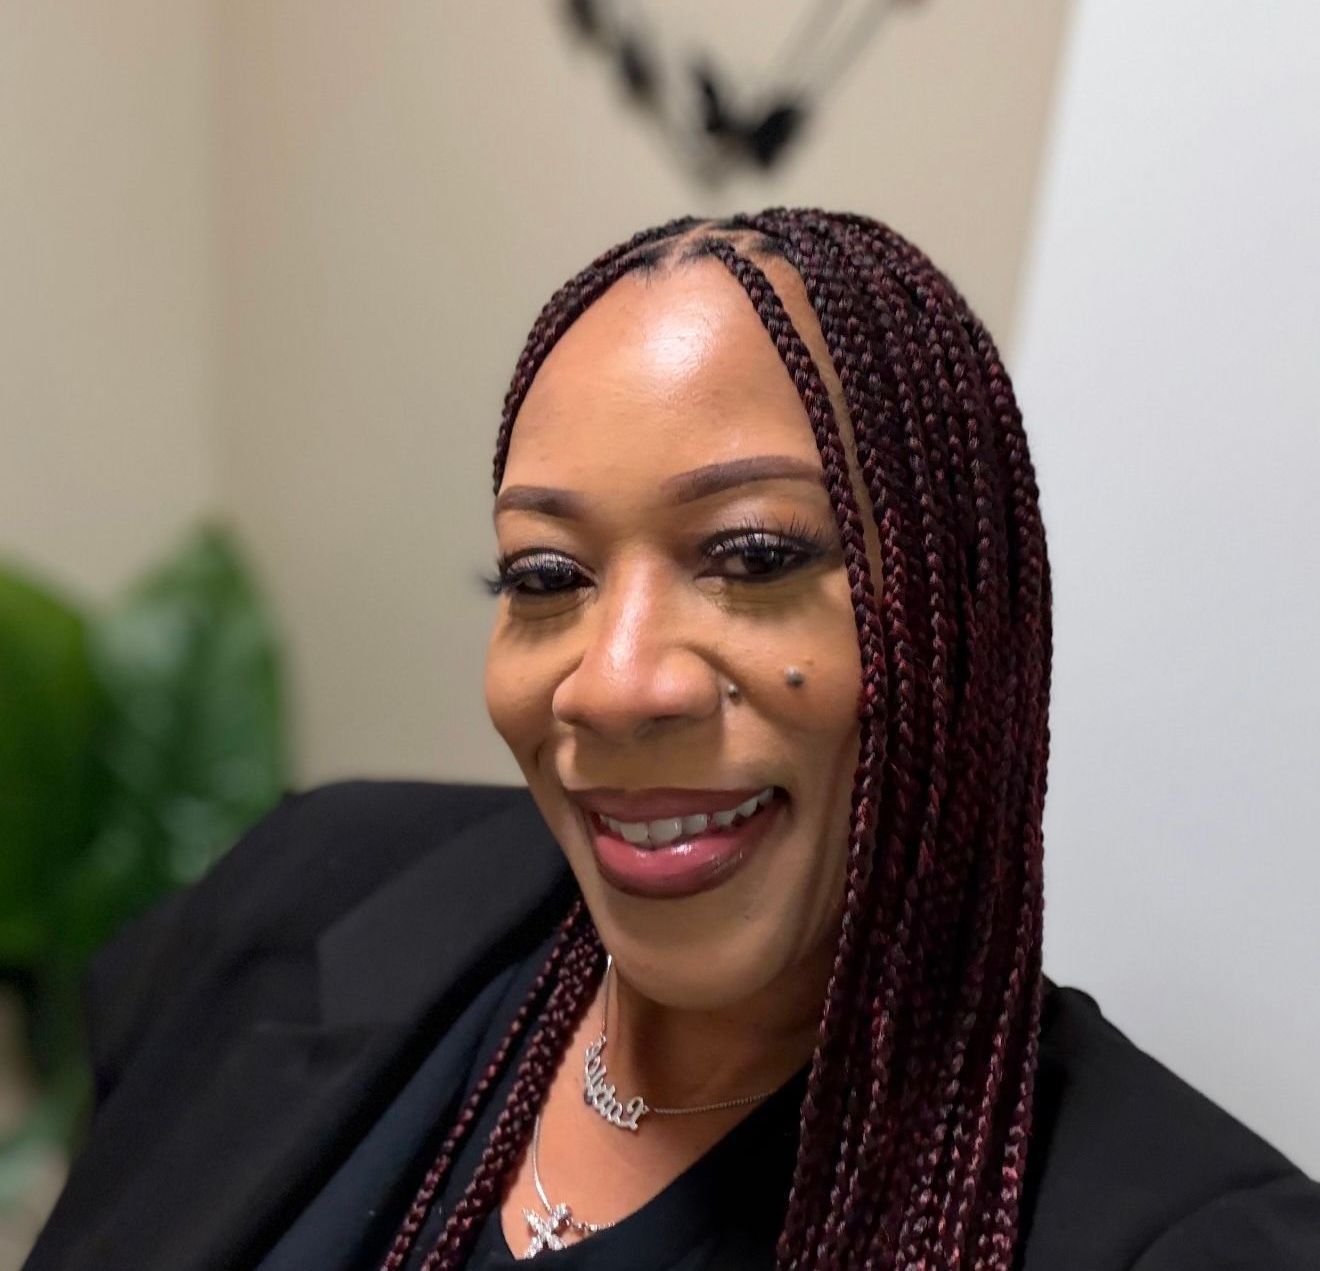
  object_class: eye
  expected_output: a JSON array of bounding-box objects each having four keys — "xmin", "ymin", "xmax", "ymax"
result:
[
  {"xmin": 483, "ymin": 551, "xmax": 587, "ymax": 600},
  {"xmin": 699, "ymin": 514, "xmax": 830, "ymax": 583},
  {"xmin": 483, "ymin": 515, "xmax": 831, "ymax": 602}
]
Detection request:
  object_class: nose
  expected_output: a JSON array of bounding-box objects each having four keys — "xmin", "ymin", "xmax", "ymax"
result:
[{"xmin": 550, "ymin": 562, "xmax": 723, "ymax": 744}]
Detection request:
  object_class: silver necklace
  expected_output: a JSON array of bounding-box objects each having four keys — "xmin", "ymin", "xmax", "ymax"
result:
[
  {"xmin": 521, "ymin": 953, "xmax": 783, "ymax": 1258},
  {"xmin": 520, "ymin": 1109, "xmax": 613, "ymax": 1258},
  {"xmin": 583, "ymin": 955, "xmax": 780, "ymax": 1131}
]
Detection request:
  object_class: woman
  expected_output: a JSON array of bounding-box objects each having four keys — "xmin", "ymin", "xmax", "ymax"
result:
[{"xmin": 26, "ymin": 209, "xmax": 1320, "ymax": 1270}]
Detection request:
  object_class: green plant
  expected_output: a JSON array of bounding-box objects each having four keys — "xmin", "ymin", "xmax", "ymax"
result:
[{"xmin": 0, "ymin": 522, "xmax": 288, "ymax": 1204}]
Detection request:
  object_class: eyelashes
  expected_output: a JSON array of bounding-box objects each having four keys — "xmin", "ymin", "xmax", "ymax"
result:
[
  {"xmin": 482, "ymin": 553, "xmax": 580, "ymax": 599},
  {"xmin": 483, "ymin": 513, "xmax": 832, "ymax": 601}
]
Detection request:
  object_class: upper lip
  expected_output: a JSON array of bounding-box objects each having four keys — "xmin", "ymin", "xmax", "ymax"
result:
[{"xmin": 567, "ymin": 787, "xmax": 779, "ymax": 820}]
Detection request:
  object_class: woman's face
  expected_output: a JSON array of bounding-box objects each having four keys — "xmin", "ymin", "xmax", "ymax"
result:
[{"xmin": 485, "ymin": 256, "xmax": 866, "ymax": 1012}]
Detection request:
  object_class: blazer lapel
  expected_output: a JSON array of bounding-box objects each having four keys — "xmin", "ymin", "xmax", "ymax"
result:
[
  {"xmin": 25, "ymin": 789, "xmax": 576, "ymax": 1271},
  {"xmin": 316, "ymin": 792, "xmax": 574, "ymax": 1031}
]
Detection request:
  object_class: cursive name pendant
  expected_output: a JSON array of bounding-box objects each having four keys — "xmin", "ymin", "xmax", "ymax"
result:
[
  {"xmin": 581, "ymin": 955, "xmax": 781, "ymax": 1133},
  {"xmin": 583, "ymin": 1032, "xmax": 648, "ymax": 1131}
]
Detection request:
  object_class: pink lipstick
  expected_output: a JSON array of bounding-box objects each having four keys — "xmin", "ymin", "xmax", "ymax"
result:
[{"xmin": 577, "ymin": 789, "xmax": 787, "ymax": 900}]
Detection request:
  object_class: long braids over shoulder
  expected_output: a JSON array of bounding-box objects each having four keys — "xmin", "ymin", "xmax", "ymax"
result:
[{"xmin": 378, "ymin": 207, "xmax": 1052, "ymax": 1269}]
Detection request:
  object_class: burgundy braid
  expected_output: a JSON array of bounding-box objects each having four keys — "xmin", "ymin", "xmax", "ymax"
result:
[
  {"xmin": 816, "ymin": 212, "xmax": 1047, "ymax": 1263},
  {"xmin": 381, "ymin": 209, "xmax": 1051, "ymax": 1270},
  {"xmin": 415, "ymin": 919, "xmax": 605, "ymax": 1269},
  {"xmin": 376, "ymin": 899, "xmax": 595, "ymax": 1270},
  {"xmin": 748, "ymin": 215, "xmax": 947, "ymax": 1266},
  {"xmin": 772, "ymin": 213, "xmax": 1015, "ymax": 1264},
  {"xmin": 698, "ymin": 236, "xmax": 892, "ymax": 1270}
]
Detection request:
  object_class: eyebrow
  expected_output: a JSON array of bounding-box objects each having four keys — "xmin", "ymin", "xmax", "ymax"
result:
[{"xmin": 494, "ymin": 454, "xmax": 827, "ymax": 519}]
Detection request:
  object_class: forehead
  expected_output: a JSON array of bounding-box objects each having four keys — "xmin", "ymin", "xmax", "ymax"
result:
[{"xmin": 502, "ymin": 260, "xmax": 826, "ymax": 487}]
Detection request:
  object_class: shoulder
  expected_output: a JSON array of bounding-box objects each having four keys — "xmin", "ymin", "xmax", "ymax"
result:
[
  {"xmin": 83, "ymin": 779, "xmax": 551, "ymax": 1108},
  {"xmin": 189, "ymin": 778, "xmax": 543, "ymax": 926},
  {"xmin": 1021, "ymin": 981, "xmax": 1320, "ymax": 1269},
  {"xmin": 107, "ymin": 779, "xmax": 540, "ymax": 958}
]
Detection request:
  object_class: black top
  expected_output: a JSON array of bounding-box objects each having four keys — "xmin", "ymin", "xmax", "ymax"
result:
[
  {"xmin": 425, "ymin": 942, "xmax": 808, "ymax": 1271},
  {"xmin": 255, "ymin": 923, "xmax": 809, "ymax": 1271},
  {"xmin": 22, "ymin": 780, "xmax": 1320, "ymax": 1270}
]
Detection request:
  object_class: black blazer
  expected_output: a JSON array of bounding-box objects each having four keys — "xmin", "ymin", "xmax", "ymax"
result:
[{"xmin": 24, "ymin": 780, "xmax": 1320, "ymax": 1270}]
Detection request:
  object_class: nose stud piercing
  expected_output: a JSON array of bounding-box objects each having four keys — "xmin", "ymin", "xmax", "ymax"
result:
[{"xmin": 725, "ymin": 682, "xmax": 741, "ymax": 701}]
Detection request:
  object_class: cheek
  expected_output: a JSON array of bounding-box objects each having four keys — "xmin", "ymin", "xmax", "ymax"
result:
[
  {"xmin": 772, "ymin": 580, "xmax": 864, "ymax": 886},
  {"xmin": 770, "ymin": 579, "xmax": 864, "ymax": 748},
  {"xmin": 483, "ymin": 640, "xmax": 549, "ymax": 762}
]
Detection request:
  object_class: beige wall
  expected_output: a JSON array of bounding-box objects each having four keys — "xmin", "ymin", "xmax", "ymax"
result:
[
  {"xmin": 1, "ymin": 0, "xmax": 1071, "ymax": 787},
  {"xmin": 0, "ymin": 0, "xmax": 216, "ymax": 603}
]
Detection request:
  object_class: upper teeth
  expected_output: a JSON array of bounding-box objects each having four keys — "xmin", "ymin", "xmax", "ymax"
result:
[{"xmin": 595, "ymin": 787, "xmax": 776, "ymax": 846}]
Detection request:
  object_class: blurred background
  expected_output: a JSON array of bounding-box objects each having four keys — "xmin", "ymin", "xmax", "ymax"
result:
[{"xmin": 1, "ymin": 1, "xmax": 1316, "ymax": 1262}]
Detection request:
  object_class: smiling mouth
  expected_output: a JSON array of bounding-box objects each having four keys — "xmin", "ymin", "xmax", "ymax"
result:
[
  {"xmin": 578, "ymin": 788, "xmax": 789, "ymax": 900},
  {"xmin": 590, "ymin": 786, "xmax": 778, "ymax": 848}
]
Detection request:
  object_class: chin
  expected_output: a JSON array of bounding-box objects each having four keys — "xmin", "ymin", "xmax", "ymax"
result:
[
  {"xmin": 605, "ymin": 919, "xmax": 799, "ymax": 1012},
  {"xmin": 574, "ymin": 864, "xmax": 825, "ymax": 1014},
  {"xmin": 533, "ymin": 784, "xmax": 841, "ymax": 1011}
]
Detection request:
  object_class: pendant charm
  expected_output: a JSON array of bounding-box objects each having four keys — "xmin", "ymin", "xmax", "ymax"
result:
[
  {"xmin": 521, "ymin": 1203, "xmax": 573, "ymax": 1257},
  {"xmin": 583, "ymin": 1034, "xmax": 648, "ymax": 1131}
]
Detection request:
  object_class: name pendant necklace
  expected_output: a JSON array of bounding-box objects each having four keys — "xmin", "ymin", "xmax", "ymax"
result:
[{"xmin": 520, "ymin": 954, "xmax": 780, "ymax": 1258}]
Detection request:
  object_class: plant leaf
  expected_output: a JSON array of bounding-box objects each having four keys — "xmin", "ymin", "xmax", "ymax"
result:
[
  {"xmin": 0, "ymin": 566, "xmax": 106, "ymax": 969},
  {"xmin": 56, "ymin": 522, "xmax": 289, "ymax": 969}
]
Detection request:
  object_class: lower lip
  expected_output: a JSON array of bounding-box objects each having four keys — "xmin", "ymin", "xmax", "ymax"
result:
[{"xmin": 583, "ymin": 794, "xmax": 786, "ymax": 900}]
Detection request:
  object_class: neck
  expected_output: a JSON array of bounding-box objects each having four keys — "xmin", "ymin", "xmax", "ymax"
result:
[{"xmin": 597, "ymin": 948, "xmax": 830, "ymax": 1111}]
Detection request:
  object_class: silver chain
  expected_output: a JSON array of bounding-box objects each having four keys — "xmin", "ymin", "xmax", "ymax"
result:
[
  {"xmin": 520, "ymin": 1110, "xmax": 614, "ymax": 1257},
  {"xmin": 598, "ymin": 954, "xmax": 780, "ymax": 1116},
  {"xmin": 521, "ymin": 952, "xmax": 782, "ymax": 1256}
]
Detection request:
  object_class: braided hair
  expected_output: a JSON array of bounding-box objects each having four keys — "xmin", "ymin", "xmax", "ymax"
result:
[{"xmin": 379, "ymin": 208, "xmax": 1052, "ymax": 1269}]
